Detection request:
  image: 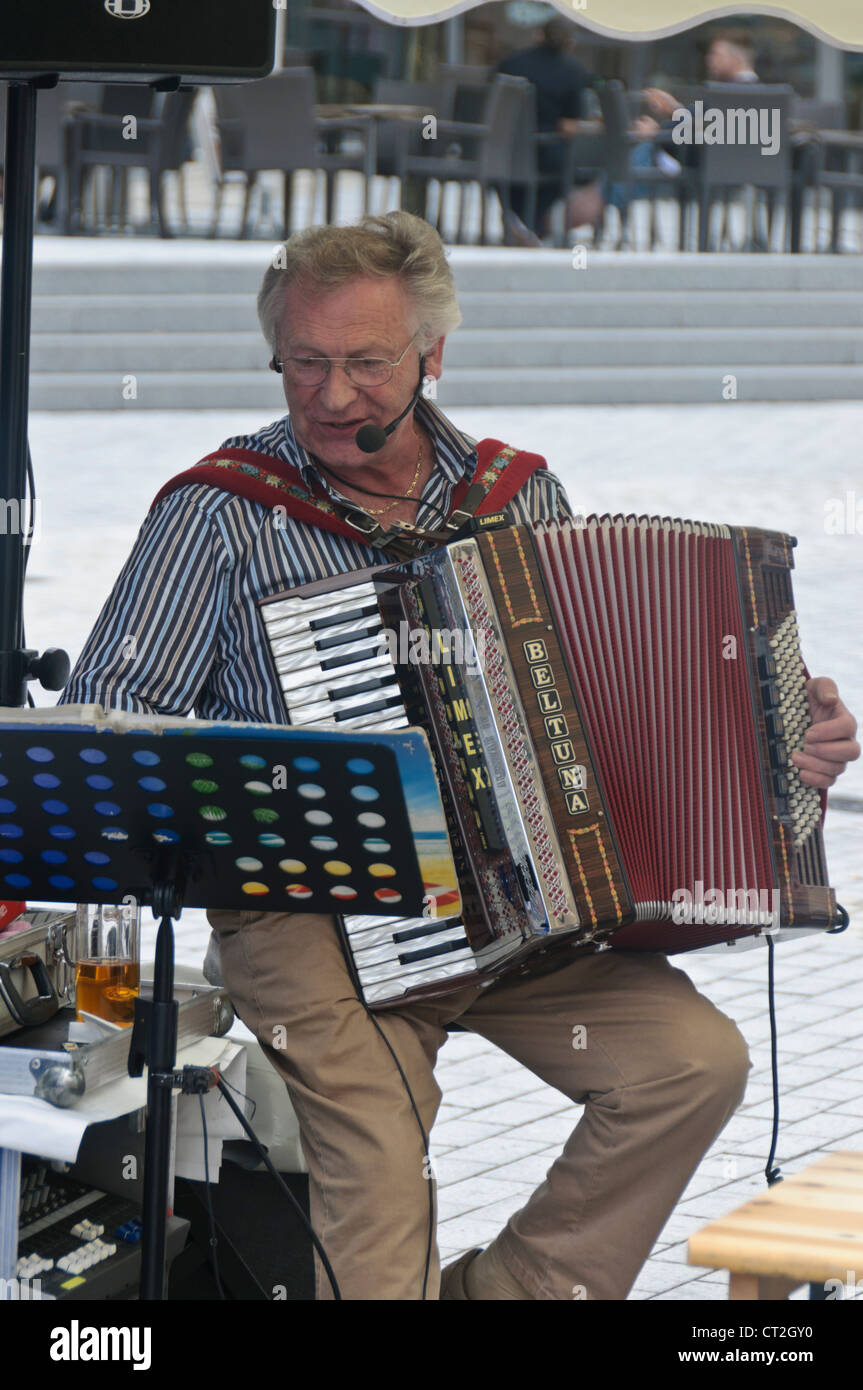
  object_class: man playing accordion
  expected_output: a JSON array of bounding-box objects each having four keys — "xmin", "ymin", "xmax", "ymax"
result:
[{"xmin": 60, "ymin": 212, "xmax": 859, "ymax": 1300}]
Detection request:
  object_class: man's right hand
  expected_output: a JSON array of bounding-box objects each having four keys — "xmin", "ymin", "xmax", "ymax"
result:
[{"xmin": 644, "ymin": 88, "xmax": 680, "ymax": 120}]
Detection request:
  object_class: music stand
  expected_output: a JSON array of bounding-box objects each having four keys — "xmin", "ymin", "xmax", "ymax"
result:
[{"xmin": 0, "ymin": 709, "xmax": 457, "ymax": 1298}]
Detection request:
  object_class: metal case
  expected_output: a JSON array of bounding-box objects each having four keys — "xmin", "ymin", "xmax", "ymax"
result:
[{"xmin": 0, "ymin": 910, "xmax": 75, "ymax": 1041}]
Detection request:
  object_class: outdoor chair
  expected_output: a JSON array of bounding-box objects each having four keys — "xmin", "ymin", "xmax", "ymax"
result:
[
  {"xmin": 392, "ymin": 73, "xmax": 531, "ymax": 244},
  {"xmin": 372, "ymin": 76, "xmax": 445, "ymax": 204},
  {"xmin": 791, "ymin": 98, "xmax": 846, "ymax": 130},
  {"xmin": 685, "ymin": 85, "xmax": 794, "ymax": 251},
  {"xmin": 810, "ymin": 133, "xmax": 863, "ymax": 252},
  {"xmin": 62, "ymin": 88, "xmax": 196, "ymax": 237},
  {"xmin": 598, "ymin": 79, "xmax": 692, "ymax": 250},
  {"xmin": 1, "ymin": 81, "xmax": 101, "ymax": 227},
  {"xmin": 211, "ymin": 68, "xmax": 377, "ymax": 235}
]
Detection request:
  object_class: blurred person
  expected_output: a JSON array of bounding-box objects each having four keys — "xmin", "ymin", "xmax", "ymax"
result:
[
  {"xmin": 611, "ymin": 31, "xmax": 764, "ymax": 220},
  {"xmin": 644, "ymin": 31, "xmax": 761, "ymax": 123},
  {"xmin": 496, "ymin": 16, "xmax": 604, "ymax": 245}
]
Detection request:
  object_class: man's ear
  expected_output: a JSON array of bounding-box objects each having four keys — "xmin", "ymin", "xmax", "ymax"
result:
[{"xmin": 423, "ymin": 335, "xmax": 445, "ymax": 380}]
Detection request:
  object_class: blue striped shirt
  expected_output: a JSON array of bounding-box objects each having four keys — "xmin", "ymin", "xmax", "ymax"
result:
[{"xmin": 59, "ymin": 398, "xmax": 572, "ymax": 722}]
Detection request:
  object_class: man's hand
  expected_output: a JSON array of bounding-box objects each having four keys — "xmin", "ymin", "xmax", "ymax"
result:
[
  {"xmin": 791, "ymin": 678, "xmax": 860, "ymax": 789},
  {"xmin": 644, "ymin": 87, "xmax": 680, "ymax": 120}
]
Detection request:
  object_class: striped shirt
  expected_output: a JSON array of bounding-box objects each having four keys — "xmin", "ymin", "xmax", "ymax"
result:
[{"xmin": 59, "ymin": 397, "xmax": 572, "ymax": 722}]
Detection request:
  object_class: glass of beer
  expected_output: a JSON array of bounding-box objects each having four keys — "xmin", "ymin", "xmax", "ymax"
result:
[{"xmin": 74, "ymin": 902, "xmax": 141, "ymax": 1026}]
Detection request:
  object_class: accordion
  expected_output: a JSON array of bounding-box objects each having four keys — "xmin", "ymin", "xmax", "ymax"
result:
[{"xmin": 258, "ymin": 516, "xmax": 842, "ymax": 1008}]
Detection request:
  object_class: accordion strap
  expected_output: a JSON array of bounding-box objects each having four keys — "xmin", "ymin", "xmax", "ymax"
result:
[{"xmin": 150, "ymin": 437, "xmax": 547, "ymax": 555}]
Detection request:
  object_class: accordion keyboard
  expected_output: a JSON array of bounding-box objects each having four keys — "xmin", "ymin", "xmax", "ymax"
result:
[
  {"xmin": 261, "ymin": 582, "xmax": 409, "ymax": 731},
  {"xmin": 261, "ymin": 577, "xmax": 495, "ymax": 1004}
]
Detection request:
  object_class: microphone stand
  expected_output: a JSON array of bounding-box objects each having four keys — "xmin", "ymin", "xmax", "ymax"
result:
[{"xmin": 0, "ymin": 77, "xmax": 70, "ymax": 709}]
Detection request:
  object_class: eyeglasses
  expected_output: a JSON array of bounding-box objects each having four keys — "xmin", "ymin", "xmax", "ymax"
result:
[{"xmin": 272, "ymin": 335, "xmax": 418, "ymax": 388}]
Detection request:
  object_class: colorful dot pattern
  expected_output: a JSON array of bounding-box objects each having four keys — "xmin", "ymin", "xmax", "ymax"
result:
[{"xmin": 0, "ymin": 730, "xmax": 421, "ymax": 913}]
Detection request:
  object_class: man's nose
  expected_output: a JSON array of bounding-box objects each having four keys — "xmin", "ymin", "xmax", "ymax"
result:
[{"xmin": 318, "ymin": 364, "xmax": 361, "ymax": 411}]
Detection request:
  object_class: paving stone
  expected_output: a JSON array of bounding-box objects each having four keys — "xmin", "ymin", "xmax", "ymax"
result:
[
  {"xmin": 628, "ymin": 1262, "xmax": 702, "ymax": 1295},
  {"xmin": 454, "ymin": 1134, "xmax": 551, "ymax": 1166},
  {"xmin": 482, "ymin": 1151, "xmax": 558, "ymax": 1185},
  {"xmin": 785, "ymin": 1079, "xmax": 863, "ymax": 1103},
  {"xmin": 499, "ymin": 1113, "xmax": 582, "ymax": 1144},
  {"xmin": 435, "ymin": 1103, "xmax": 472, "ymax": 1121},
  {"xmin": 442, "ymin": 1075, "xmax": 545, "ymax": 1108},
  {"xmin": 430, "ymin": 1152, "xmax": 495, "ymax": 1187},
  {"xmin": 779, "ymin": 1113, "xmax": 863, "ymax": 1142},
  {"xmin": 649, "ymin": 1281, "xmax": 727, "ymax": 1301},
  {"xmin": 827, "ymin": 1100, "xmax": 863, "ymax": 1118},
  {"xmin": 431, "ymin": 1118, "xmax": 513, "ymax": 1147},
  {"xmin": 464, "ymin": 1095, "xmax": 571, "ymax": 1126},
  {"xmin": 657, "ymin": 1215, "xmax": 711, "ymax": 1245},
  {"xmin": 436, "ymin": 1216, "xmax": 504, "ymax": 1250},
  {"xmin": 738, "ymin": 1093, "xmax": 829, "ymax": 1123},
  {"xmin": 435, "ymin": 1175, "xmax": 535, "ymax": 1222}
]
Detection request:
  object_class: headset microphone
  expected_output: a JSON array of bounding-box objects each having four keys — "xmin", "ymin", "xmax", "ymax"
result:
[{"xmin": 354, "ymin": 357, "xmax": 427, "ymax": 454}]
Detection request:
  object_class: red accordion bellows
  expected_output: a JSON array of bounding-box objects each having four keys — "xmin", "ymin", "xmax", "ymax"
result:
[{"xmin": 537, "ymin": 518, "xmax": 775, "ymax": 914}]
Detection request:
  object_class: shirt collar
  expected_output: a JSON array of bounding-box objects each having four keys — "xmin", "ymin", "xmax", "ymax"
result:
[{"xmin": 279, "ymin": 395, "xmax": 477, "ymax": 494}]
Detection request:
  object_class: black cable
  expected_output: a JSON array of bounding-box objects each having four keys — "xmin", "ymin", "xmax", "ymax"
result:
[
  {"xmin": 199, "ymin": 1093, "xmax": 227, "ymax": 1299},
  {"xmin": 764, "ymin": 935, "xmax": 783, "ymax": 1186},
  {"xmin": 362, "ymin": 1007, "xmax": 435, "ymax": 1302},
  {"xmin": 213, "ymin": 1073, "xmax": 342, "ymax": 1301},
  {"xmin": 217, "ymin": 1069, "xmax": 258, "ymax": 1123},
  {"xmin": 23, "ymin": 445, "xmax": 37, "ymax": 705},
  {"xmin": 313, "ymin": 458, "xmax": 453, "ymax": 531}
]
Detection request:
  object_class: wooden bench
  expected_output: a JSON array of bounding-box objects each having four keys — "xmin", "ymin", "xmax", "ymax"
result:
[{"xmin": 688, "ymin": 1150, "xmax": 863, "ymax": 1300}]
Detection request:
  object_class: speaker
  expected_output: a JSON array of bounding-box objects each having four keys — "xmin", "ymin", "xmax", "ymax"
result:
[{"xmin": 0, "ymin": 0, "xmax": 278, "ymax": 84}]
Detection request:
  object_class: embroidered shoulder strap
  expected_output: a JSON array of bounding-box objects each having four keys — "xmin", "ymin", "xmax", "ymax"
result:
[{"xmin": 150, "ymin": 437, "xmax": 546, "ymax": 552}]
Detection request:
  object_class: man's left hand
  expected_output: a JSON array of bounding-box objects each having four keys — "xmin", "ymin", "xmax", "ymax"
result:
[{"xmin": 791, "ymin": 678, "xmax": 860, "ymax": 789}]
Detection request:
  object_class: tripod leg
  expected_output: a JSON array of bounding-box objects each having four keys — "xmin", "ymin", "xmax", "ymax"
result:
[{"xmin": 139, "ymin": 911, "xmax": 179, "ymax": 1301}]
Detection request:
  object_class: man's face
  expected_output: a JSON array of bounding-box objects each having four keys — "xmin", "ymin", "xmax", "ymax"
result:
[
  {"xmin": 706, "ymin": 41, "xmax": 742, "ymax": 81},
  {"xmin": 274, "ymin": 275, "xmax": 444, "ymax": 469}
]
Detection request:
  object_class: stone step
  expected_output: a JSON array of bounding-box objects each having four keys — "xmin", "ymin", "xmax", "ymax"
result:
[
  {"xmin": 28, "ymin": 364, "xmax": 863, "ymax": 411},
  {"xmin": 31, "ymin": 290, "xmax": 863, "ymax": 334},
  {"xmin": 453, "ymin": 291, "xmax": 863, "ymax": 330},
  {"xmin": 28, "ymin": 248, "xmax": 863, "ymax": 296},
  {"xmin": 24, "ymin": 242, "xmax": 863, "ymax": 406},
  {"xmin": 31, "ymin": 326, "xmax": 863, "ymax": 372}
]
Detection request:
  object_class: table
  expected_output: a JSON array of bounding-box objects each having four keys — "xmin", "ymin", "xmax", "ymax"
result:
[{"xmin": 688, "ymin": 1150, "xmax": 863, "ymax": 1299}]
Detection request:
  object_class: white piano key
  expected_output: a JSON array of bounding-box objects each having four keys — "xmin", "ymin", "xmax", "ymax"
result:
[
  {"xmin": 344, "ymin": 915, "xmax": 460, "ymax": 947},
  {"xmin": 357, "ymin": 943, "xmax": 477, "ymax": 987},
  {"xmin": 285, "ymin": 687, "xmax": 406, "ymax": 725},
  {"xmin": 265, "ymin": 597, "xmax": 380, "ymax": 639},
  {"xmin": 269, "ymin": 615, "xmax": 387, "ymax": 658},
  {"xmin": 262, "ymin": 582, "xmax": 379, "ymax": 626},
  {"xmin": 278, "ymin": 665, "xmax": 402, "ymax": 711},
  {"xmin": 270, "ymin": 631, "xmax": 392, "ymax": 678},
  {"xmin": 350, "ymin": 922, "xmax": 470, "ymax": 968}
]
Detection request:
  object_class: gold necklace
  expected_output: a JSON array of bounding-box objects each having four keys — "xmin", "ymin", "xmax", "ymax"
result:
[{"xmin": 359, "ymin": 430, "xmax": 424, "ymax": 517}]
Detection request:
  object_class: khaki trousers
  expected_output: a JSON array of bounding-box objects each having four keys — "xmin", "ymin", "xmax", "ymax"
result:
[{"xmin": 207, "ymin": 908, "xmax": 750, "ymax": 1301}]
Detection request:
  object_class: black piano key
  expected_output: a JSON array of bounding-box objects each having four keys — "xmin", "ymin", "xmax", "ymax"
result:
[
  {"xmin": 398, "ymin": 938, "xmax": 470, "ymax": 966},
  {"xmin": 320, "ymin": 648, "xmax": 379, "ymax": 672},
  {"xmin": 310, "ymin": 604, "xmax": 378, "ymax": 632},
  {"xmin": 333, "ymin": 695, "xmax": 404, "ymax": 722},
  {"xmin": 392, "ymin": 920, "xmax": 462, "ymax": 945},
  {"xmin": 315, "ymin": 624, "xmax": 382, "ymax": 652},
  {"xmin": 328, "ymin": 673, "xmax": 395, "ymax": 701}
]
